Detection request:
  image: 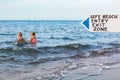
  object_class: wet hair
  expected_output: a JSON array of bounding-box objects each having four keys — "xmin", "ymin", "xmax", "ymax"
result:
[
  {"xmin": 32, "ymin": 32, "xmax": 35, "ymax": 36},
  {"xmin": 18, "ymin": 32, "xmax": 22, "ymax": 37}
]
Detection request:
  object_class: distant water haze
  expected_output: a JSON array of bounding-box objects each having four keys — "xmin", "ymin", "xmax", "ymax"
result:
[{"xmin": 0, "ymin": 0, "xmax": 120, "ymax": 20}]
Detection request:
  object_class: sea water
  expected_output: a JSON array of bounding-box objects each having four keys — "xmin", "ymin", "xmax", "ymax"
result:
[
  {"xmin": 0, "ymin": 20, "xmax": 120, "ymax": 80},
  {"xmin": 0, "ymin": 20, "xmax": 120, "ymax": 64}
]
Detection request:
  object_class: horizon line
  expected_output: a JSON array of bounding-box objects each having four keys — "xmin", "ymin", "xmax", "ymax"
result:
[{"xmin": 0, "ymin": 19, "xmax": 82, "ymax": 21}]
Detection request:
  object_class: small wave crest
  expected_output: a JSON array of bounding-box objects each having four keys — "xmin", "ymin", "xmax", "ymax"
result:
[
  {"xmin": 39, "ymin": 43, "xmax": 90, "ymax": 50},
  {"xmin": 0, "ymin": 43, "xmax": 91, "ymax": 65},
  {"xmin": 1, "ymin": 43, "xmax": 119, "ymax": 65},
  {"xmin": 0, "ymin": 33, "xmax": 16, "ymax": 36},
  {"xmin": 50, "ymin": 36, "xmax": 74, "ymax": 41}
]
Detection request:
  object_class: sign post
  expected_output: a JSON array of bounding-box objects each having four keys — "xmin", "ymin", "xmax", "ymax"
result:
[{"xmin": 81, "ymin": 14, "xmax": 120, "ymax": 32}]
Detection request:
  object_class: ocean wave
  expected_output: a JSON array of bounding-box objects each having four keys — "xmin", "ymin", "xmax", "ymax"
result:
[
  {"xmin": 1, "ymin": 42, "xmax": 119, "ymax": 57},
  {"xmin": 39, "ymin": 43, "xmax": 90, "ymax": 50},
  {"xmin": 0, "ymin": 43, "xmax": 91, "ymax": 64},
  {"xmin": 0, "ymin": 47, "xmax": 40, "ymax": 53},
  {"xmin": 0, "ymin": 33, "xmax": 16, "ymax": 36},
  {"xmin": 50, "ymin": 36, "xmax": 74, "ymax": 40},
  {"xmin": 0, "ymin": 43, "xmax": 90, "ymax": 54},
  {"xmin": 0, "ymin": 42, "xmax": 120, "ymax": 65}
]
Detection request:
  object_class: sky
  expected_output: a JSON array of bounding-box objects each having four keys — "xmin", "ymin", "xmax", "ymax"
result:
[{"xmin": 0, "ymin": 0, "xmax": 120, "ymax": 20}]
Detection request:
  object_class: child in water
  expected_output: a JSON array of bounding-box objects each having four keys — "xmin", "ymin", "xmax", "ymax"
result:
[
  {"xmin": 30, "ymin": 32, "xmax": 37, "ymax": 44},
  {"xmin": 15, "ymin": 32, "xmax": 26, "ymax": 44}
]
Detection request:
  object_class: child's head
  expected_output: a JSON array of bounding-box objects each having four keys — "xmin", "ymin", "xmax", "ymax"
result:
[
  {"xmin": 18, "ymin": 32, "xmax": 22, "ymax": 38},
  {"xmin": 30, "ymin": 32, "xmax": 35, "ymax": 37}
]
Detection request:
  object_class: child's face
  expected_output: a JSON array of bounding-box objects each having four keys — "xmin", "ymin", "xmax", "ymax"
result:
[
  {"xmin": 30, "ymin": 32, "xmax": 32, "ymax": 36},
  {"xmin": 30, "ymin": 32, "xmax": 34, "ymax": 37},
  {"xmin": 18, "ymin": 33, "xmax": 22, "ymax": 38}
]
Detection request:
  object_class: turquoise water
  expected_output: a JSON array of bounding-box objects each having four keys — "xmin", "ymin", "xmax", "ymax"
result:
[{"xmin": 0, "ymin": 20, "xmax": 120, "ymax": 66}]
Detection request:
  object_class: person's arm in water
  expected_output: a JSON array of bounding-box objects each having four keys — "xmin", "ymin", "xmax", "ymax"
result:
[{"xmin": 15, "ymin": 38, "xmax": 26, "ymax": 44}]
